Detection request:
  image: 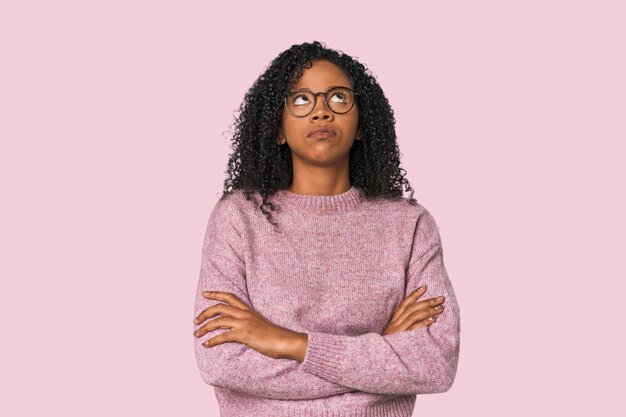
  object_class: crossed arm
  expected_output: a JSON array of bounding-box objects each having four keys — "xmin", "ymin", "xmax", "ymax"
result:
[
  {"xmin": 193, "ymin": 199, "xmax": 460, "ymax": 399},
  {"xmin": 193, "ymin": 243, "xmax": 460, "ymax": 398}
]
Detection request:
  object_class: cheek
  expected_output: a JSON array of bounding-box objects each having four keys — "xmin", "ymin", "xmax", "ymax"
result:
[
  {"xmin": 282, "ymin": 118, "xmax": 309, "ymax": 136},
  {"xmin": 349, "ymin": 107, "xmax": 359, "ymax": 129},
  {"xmin": 346, "ymin": 114, "xmax": 360, "ymax": 133},
  {"xmin": 281, "ymin": 115, "xmax": 296, "ymax": 135}
]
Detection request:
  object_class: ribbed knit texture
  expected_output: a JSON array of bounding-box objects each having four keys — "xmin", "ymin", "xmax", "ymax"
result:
[{"xmin": 193, "ymin": 185, "xmax": 461, "ymax": 417}]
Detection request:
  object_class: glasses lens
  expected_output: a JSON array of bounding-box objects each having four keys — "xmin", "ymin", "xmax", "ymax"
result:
[
  {"xmin": 286, "ymin": 91, "xmax": 315, "ymax": 117},
  {"xmin": 326, "ymin": 87, "xmax": 354, "ymax": 114}
]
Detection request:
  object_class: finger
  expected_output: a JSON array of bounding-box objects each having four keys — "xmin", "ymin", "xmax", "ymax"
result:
[
  {"xmin": 397, "ymin": 297, "xmax": 445, "ymax": 322},
  {"xmin": 194, "ymin": 315, "xmax": 239, "ymax": 338},
  {"xmin": 202, "ymin": 328, "xmax": 238, "ymax": 348},
  {"xmin": 407, "ymin": 316, "xmax": 437, "ymax": 331},
  {"xmin": 386, "ymin": 309, "xmax": 439, "ymax": 335},
  {"xmin": 202, "ymin": 291, "xmax": 250, "ymax": 311},
  {"xmin": 194, "ymin": 302, "xmax": 248, "ymax": 326},
  {"xmin": 409, "ymin": 295, "xmax": 446, "ymax": 310},
  {"xmin": 202, "ymin": 291, "xmax": 245, "ymax": 307},
  {"xmin": 392, "ymin": 295, "xmax": 445, "ymax": 328},
  {"xmin": 397, "ymin": 304, "xmax": 444, "ymax": 330},
  {"xmin": 390, "ymin": 285, "xmax": 427, "ymax": 322}
]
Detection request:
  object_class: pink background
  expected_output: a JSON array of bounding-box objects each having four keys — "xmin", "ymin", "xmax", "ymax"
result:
[{"xmin": 2, "ymin": 0, "xmax": 624, "ymax": 415}]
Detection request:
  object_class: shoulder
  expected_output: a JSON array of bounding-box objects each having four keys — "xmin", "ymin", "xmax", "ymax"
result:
[
  {"xmin": 381, "ymin": 195, "xmax": 442, "ymax": 247},
  {"xmin": 359, "ymin": 193, "xmax": 441, "ymax": 249},
  {"xmin": 371, "ymin": 193, "xmax": 439, "ymax": 230},
  {"xmin": 209, "ymin": 189, "xmax": 258, "ymax": 221},
  {"xmin": 206, "ymin": 189, "xmax": 273, "ymax": 237},
  {"xmin": 207, "ymin": 193, "xmax": 239, "ymax": 228},
  {"xmin": 372, "ymin": 196, "xmax": 444, "ymax": 266},
  {"xmin": 409, "ymin": 200, "xmax": 440, "ymax": 237}
]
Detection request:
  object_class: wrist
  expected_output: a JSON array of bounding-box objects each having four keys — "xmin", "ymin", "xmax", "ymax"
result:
[{"xmin": 282, "ymin": 331, "xmax": 309, "ymax": 362}]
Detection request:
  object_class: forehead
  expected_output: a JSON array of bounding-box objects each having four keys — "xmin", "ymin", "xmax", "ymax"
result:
[{"xmin": 293, "ymin": 60, "xmax": 353, "ymax": 90}]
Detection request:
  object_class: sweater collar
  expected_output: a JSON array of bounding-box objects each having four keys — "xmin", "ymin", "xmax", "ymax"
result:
[{"xmin": 276, "ymin": 185, "xmax": 365, "ymax": 214}]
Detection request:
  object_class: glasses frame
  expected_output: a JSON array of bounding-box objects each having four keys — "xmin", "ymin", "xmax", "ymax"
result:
[{"xmin": 284, "ymin": 86, "xmax": 358, "ymax": 118}]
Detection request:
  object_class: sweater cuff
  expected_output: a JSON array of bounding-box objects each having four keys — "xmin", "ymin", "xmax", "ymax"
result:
[{"xmin": 300, "ymin": 331, "xmax": 348, "ymax": 384}]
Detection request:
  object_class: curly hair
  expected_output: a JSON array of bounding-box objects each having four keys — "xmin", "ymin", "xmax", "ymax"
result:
[{"xmin": 218, "ymin": 40, "xmax": 418, "ymax": 231}]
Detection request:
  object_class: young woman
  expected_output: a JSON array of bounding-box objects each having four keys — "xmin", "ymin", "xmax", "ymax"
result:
[{"xmin": 192, "ymin": 41, "xmax": 461, "ymax": 417}]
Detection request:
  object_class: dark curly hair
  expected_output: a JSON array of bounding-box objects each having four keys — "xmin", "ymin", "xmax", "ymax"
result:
[{"xmin": 219, "ymin": 40, "xmax": 418, "ymax": 231}]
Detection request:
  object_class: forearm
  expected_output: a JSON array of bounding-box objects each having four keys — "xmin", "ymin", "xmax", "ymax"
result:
[{"xmin": 195, "ymin": 327, "xmax": 357, "ymax": 399}]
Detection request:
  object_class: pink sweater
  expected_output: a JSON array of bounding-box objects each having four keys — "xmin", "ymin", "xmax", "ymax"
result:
[{"xmin": 193, "ymin": 185, "xmax": 461, "ymax": 417}]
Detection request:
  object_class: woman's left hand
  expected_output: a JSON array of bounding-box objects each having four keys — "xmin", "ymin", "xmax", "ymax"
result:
[{"xmin": 193, "ymin": 291, "xmax": 307, "ymax": 361}]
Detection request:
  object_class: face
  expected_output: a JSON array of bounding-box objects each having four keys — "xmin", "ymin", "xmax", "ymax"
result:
[{"xmin": 278, "ymin": 59, "xmax": 361, "ymax": 166}]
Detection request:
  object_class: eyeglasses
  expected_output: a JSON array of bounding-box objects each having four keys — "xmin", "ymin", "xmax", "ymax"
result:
[{"xmin": 284, "ymin": 86, "xmax": 358, "ymax": 118}]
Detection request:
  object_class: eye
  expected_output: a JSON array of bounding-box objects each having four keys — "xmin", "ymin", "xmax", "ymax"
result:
[
  {"xmin": 292, "ymin": 93, "xmax": 310, "ymax": 106},
  {"xmin": 330, "ymin": 89, "xmax": 349, "ymax": 103}
]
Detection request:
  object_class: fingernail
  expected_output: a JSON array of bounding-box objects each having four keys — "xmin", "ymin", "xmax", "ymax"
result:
[
  {"xmin": 416, "ymin": 285, "xmax": 425, "ymax": 292},
  {"xmin": 437, "ymin": 296, "xmax": 444, "ymax": 301}
]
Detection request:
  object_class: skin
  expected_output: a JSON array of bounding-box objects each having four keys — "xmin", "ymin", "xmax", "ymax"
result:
[
  {"xmin": 193, "ymin": 291, "xmax": 304, "ymax": 360},
  {"xmin": 193, "ymin": 59, "xmax": 445, "ymax": 362},
  {"xmin": 382, "ymin": 286, "xmax": 445, "ymax": 335}
]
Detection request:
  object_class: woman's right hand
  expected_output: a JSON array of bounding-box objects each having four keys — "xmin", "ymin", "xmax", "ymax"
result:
[{"xmin": 382, "ymin": 285, "xmax": 445, "ymax": 335}]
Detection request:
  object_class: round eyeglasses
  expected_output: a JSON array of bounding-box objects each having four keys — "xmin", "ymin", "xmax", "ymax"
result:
[{"xmin": 284, "ymin": 86, "xmax": 358, "ymax": 118}]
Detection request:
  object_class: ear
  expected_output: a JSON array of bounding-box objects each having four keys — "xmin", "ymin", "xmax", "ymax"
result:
[
  {"xmin": 355, "ymin": 128, "xmax": 363, "ymax": 140},
  {"xmin": 277, "ymin": 128, "xmax": 286, "ymax": 145}
]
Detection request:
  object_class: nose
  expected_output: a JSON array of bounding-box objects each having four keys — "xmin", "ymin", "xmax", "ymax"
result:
[{"xmin": 309, "ymin": 93, "xmax": 334, "ymax": 120}]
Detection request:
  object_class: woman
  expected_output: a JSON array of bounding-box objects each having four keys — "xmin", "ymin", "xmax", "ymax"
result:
[{"xmin": 192, "ymin": 41, "xmax": 461, "ymax": 417}]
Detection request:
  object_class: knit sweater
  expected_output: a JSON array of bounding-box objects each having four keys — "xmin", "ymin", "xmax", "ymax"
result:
[{"xmin": 193, "ymin": 185, "xmax": 461, "ymax": 417}]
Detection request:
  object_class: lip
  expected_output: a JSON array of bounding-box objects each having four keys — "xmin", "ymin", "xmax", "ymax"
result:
[{"xmin": 308, "ymin": 126, "xmax": 336, "ymax": 137}]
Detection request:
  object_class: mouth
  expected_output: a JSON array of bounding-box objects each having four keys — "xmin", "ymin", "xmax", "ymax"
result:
[{"xmin": 308, "ymin": 126, "xmax": 336, "ymax": 138}]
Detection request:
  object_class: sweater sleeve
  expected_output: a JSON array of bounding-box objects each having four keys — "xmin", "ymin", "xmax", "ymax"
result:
[
  {"xmin": 299, "ymin": 208, "xmax": 461, "ymax": 395},
  {"xmin": 193, "ymin": 196, "xmax": 358, "ymax": 400}
]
